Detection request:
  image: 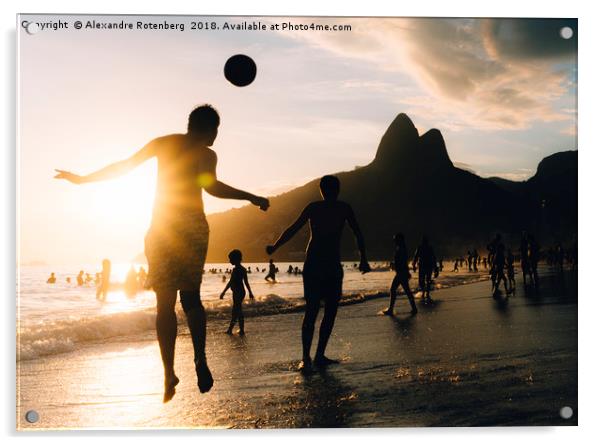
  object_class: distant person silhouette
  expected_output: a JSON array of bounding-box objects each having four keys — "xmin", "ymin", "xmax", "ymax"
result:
[
  {"xmin": 46, "ymin": 272, "xmax": 56, "ymax": 284},
  {"xmin": 528, "ymin": 233, "xmax": 541, "ymax": 291},
  {"xmin": 506, "ymin": 248, "xmax": 516, "ymax": 292},
  {"xmin": 265, "ymin": 259, "xmax": 277, "ymax": 282},
  {"xmin": 487, "ymin": 234, "xmax": 502, "ymax": 265},
  {"xmin": 96, "ymin": 259, "xmax": 111, "ymax": 301},
  {"xmin": 138, "ymin": 266, "xmax": 148, "ymax": 289},
  {"xmin": 220, "ymin": 249, "xmax": 254, "ymax": 335},
  {"xmin": 555, "ymin": 242, "xmax": 565, "ymax": 271},
  {"xmin": 487, "ymin": 234, "xmax": 502, "ymax": 290},
  {"xmin": 453, "ymin": 258, "xmax": 459, "ymax": 272},
  {"xmin": 519, "ymin": 231, "xmax": 531, "ymax": 287},
  {"xmin": 265, "ymin": 175, "xmax": 370, "ymax": 374},
  {"xmin": 125, "ymin": 265, "xmax": 138, "ymax": 297},
  {"xmin": 412, "ymin": 236, "xmax": 438, "ymax": 301},
  {"xmin": 492, "ymin": 243, "xmax": 509, "ymax": 296},
  {"xmin": 383, "ymin": 233, "xmax": 417, "ymax": 315},
  {"xmin": 472, "ymin": 249, "xmax": 479, "ymax": 272},
  {"xmin": 66, "ymin": 277, "xmax": 71, "ymax": 284},
  {"xmin": 76, "ymin": 270, "xmax": 85, "ymax": 286},
  {"xmin": 55, "ymin": 104, "xmax": 269, "ymax": 402}
]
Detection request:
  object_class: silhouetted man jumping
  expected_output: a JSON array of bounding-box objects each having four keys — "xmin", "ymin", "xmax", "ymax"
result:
[
  {"xmin": 55, "ymin": 105, "xmax": 269, "ymax": 402},
  {"xmin": 266, "ymin": 175, "xmax": 370, "ymax": 373}
]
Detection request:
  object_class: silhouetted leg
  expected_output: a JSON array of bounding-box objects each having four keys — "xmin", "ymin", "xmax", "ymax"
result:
[
  {"xmin": 532, "ymin": 265, "xmax": 540, "ymax": 291},
  {"xmin": 238, "ymin": 301, "xmax": 245, "ymax": 335},
  {"xmin": 302, "ymin": 298, "xmax": 320, "ymax": 366},
  {"xmin": 425, "ymin": 271, "xmax": 433, "ymax": 300},
  {"xmin": 180, "ymin": 289, "xmax": 213, "ymax": 393},
  {"xmin": 400, "ymin": 280, "xmax": 418, "ymax": 314},
  {"xmin": 418, "ymin": 270, "xmax": 426, "ymax": 297},
  {"xmin": 155, "ymin": 288, "xmax": 179, "ymax": 403},
  {"xmin": 384, "ymin": 275, "xmax": 401, "ymax": 314},
  {"xmin": 315, "ymin": 298, "xmax": 339, "ymax": 366},
  {"xmin": 227, "ymin": 307, "xmax": 237, "ymax": 334}
]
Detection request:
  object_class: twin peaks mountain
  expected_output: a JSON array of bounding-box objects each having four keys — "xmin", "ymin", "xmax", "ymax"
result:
[{"xmin": 206, "ymin": 113, "xmax": 577, "ymax": 262}]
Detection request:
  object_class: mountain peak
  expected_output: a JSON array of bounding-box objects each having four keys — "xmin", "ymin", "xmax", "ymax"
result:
[
  {"xmin": 372, "ymin": 113, "xmax": 419, "ymax": 167},
  {"xmin": 371, "ymin": 114, "xmax": 452, "ymax": 172}
]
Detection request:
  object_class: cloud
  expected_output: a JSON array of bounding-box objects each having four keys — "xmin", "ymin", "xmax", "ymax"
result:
[
  {"xmin": 482, "ymin": 19, "xmax": 577, "ymax": 61},
  {"xmin": 486, "ymin": 169, "xmax": 536, "ymax": 181},
  {"xmin": 279, "ymin": 18, "xmax": 576, "ymax": 131},
  {"xmin": 452, "ymin": 162, "xmax": 477, "ymax": 174}
]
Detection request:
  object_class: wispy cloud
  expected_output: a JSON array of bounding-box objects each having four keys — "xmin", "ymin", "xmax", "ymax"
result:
[{"xmin": 280, "ymin": 18, "xmax": 576, "ymax": 131}]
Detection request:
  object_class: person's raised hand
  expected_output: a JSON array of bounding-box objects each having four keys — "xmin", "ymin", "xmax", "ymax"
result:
[
  {"xmin": 251, "ymin": 196, "xmax": 270, "ymax": 211},
  {"xmin": 266, "ymin": 245, "xmax": 276, "ymax": 256},
  {"xmin": 54, "ymin": 169, "xmax": 85, "ymax": 184},
  {"xmin": 359, "ymin": 259, "xmax": 371, "ymax": 274}
]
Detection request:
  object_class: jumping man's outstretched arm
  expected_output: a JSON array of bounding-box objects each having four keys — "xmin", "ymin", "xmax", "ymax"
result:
[
  {"xmin": 266, "ymin": 205, "xmax": 311, "ymax": 255},
  {"xmin": 202, "ymin": 150, "xmax": 269, "ymax": 211},
  {"xmin": 345, "ymin": 206, "xmax": 371, "ymax": 273},
  {"xmin": 54, "ymin": 138, "xmax": 158, "ymax": 184}
]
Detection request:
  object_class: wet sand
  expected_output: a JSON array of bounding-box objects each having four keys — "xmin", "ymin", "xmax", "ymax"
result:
[{"xmin": 17, "ymin": 269, "xmax": 577, "ymax": 429}]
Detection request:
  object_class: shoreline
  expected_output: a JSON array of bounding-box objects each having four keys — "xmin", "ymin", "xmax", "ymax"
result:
[{"xmin": 17, "ymin": 270, "xmax": 491, "ymax": 363}]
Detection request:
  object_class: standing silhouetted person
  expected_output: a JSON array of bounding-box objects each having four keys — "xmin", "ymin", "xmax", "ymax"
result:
[
  {"xmin": 55, "ymin": 104, "xmax": 269, "ymax": 402},
  {"xmin": 528, "ymin": 233, "xmax": 541, "ymax": 291},
  {"xmin": 383, "ymin": 233, "xmax": 417, "ymax": 315},
  {"xmin": 492, "ymin": 243, "xmax": 509, "ymax": 296},
  {"xmin": 220, "ymin": 249, "xmax": 254, "ymax": 335},
  {"xmin": 96, "ymin": 259, "xmax": 111, "ymax": 301},
  {"xmin": 266, "ymin": 175, "xmax": 370, "ymax": 374},
  {"xmin": 519, "ymin": 231, "xmax": 531, "ymax": 287},
  {"xmin": 46, "ymin": 272, "xmax": 56, "ymax": 284},
  {"xmin": 76, "ymin": 270, "xmax": 85, "ymax": 286},
  {"xmin": 264, "ymin": 259, "xmax": 277, "ymax": 282},
  {"xmin": 412, "ymin": 236, "xmax": 437, "ymax": 301},
  {"xmin": 506, "ymin": 248, "xmax": 515, "ymax": 292}
]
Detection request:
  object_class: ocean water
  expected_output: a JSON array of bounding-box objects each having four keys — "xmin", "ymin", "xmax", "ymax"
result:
[{"xmin": 17, "ymin": 261, "xmax": 488, "ymax": 361}]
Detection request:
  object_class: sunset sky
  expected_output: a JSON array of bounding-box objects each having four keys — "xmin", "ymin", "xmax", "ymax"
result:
[{"xmin": 18, "ymin": 15, "xmax": 577, "ymax": 264}]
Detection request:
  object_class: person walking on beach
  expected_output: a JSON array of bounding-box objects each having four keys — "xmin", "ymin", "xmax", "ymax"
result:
[
  {"xmin": 412, "ymin": 236, "xmax": 438, "ymax": 301},
  {"xmin": 383, "ymin": 233, "xmax": 417, "ymax": 316},
  {"xmin": 492, "ymin": 243, "xmax": 509, "ymax": 296},
  {"xmin": 264, "ymin": 259, "xmax": 278, "ymax": 282},
  {"xmin": 55, "ymin": 104, "xmax": 269, "ymax": 402},
  {"xmin": 220, "ymin": 249, "xmax": 254, "ymax": 336},
  {"xmin": 265, "ymin": 175, "xmax": 370, "ymax": 373}
]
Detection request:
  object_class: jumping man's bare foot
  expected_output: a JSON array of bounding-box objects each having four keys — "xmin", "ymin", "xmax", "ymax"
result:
[
  {"xmin": 382, "ymin": 308, "xmax": 394, "ymax": 316},
  {"xmin": 195, "ymin": 359, "xmax": 214, "ymax": 393},
  {"xmin": 163, "ymin": 374, "xmax": 180, "ymax": 403}
]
